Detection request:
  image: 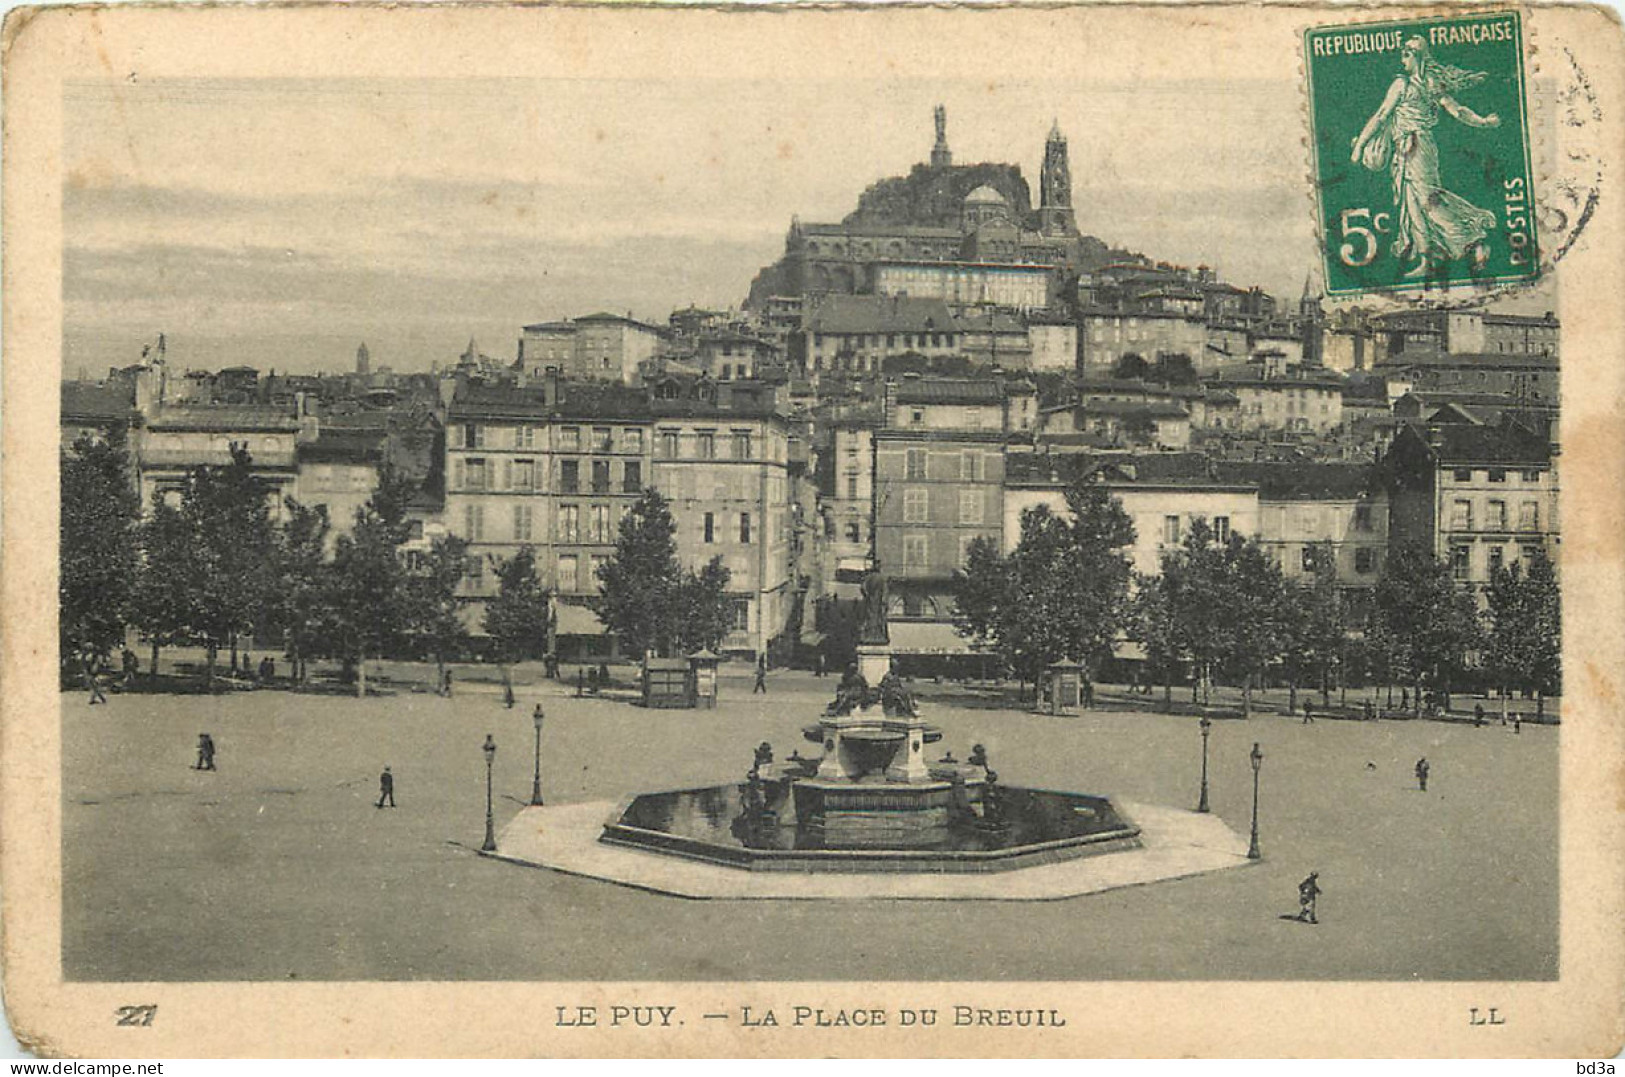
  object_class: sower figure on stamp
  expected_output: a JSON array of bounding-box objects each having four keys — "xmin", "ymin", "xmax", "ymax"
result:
[
  {"xmin": 376, "ymin": 766, "xmax": 395, "ymax": 809},
  {"xmin": 1297, "ymin": 872, "xmax": 1321, "ymax": 924},
  {"xmin": 1415, "ymin": 756, "xmax": 1430, "ymax": 792},
  {"xmin": 1350, "ymin": 36, "xmax": 1501, "ymax": 279}
]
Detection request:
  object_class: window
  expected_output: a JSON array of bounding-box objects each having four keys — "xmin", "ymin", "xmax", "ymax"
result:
[
  {"xmin": 513, "ymin": 504, "xmax": 533, "ymax": 542},
  {"xmin": 465, "ymin": 555, "xmax": 484, "ymax": 584},
  {"xmin": 463, "ymin": 423, "xmax": 485, "ymax": 449},
  {"xmin": 589, "ymin": 505, "xmax": 611, "ymax": 544},
  {"xmin": 906, "ymin": 449, "xmax": 927, "ymax": 480},
  {"xmin": 739, "ymin": 513, "xmax": 752, "ymax": 544},
  {"xmin": 466, "ymin": 458, "xmax": 488, "ymax": 491},
  {"xmin": 1353, "ymin": 504, "xmax": 1373, "ymax": 532},
  {"xmin": 903, "ymin": 534, "xmax": 929, "ymax": 569},
  {"xmin": 963, "ymin": 407, "xmax": 983, "ymax": 430},
  {"xmin": 1453, "ymin": 468, "xmax": 1473, "ymax": 482},
  {"xmin": 1519, "ymin": 500, "xmax": 1539, "ymax": 531},
  {"xmin": 1355, "ymin": 547, "xmax": 1376, "ymax": 574},
  {"xmin": 559, "ymin": 459, "xmax": 580, "ymax": 494},
  {"xmin": 622, "ymin": 461, "xmax": 642, "ymax": 494},
  {"xmin": 703, "ymin": 513, "xmax": 715, "ymax": 543},
  {"xmin": 731, "ymin": 600, "xmax": 751, "ymax": 633},
  {"xmin": 593, "ymin": 427, "xmax": 613, "ymax": 452},
  {"xmin": 659, "ymin": 430, "xmax": 679, "ymax": 458},
  {"xmin": 732, "ymin": 431, "xmax": 753, "ymax": 460},
  {"xmin": 1488, "ymin": 468, "xmax": 1507, "ymax": 483},
  {"xmin": 591, "ymin": 460, "xmax": 611, "ymax": 494},
  {"xmin": 588, "ymin": 555, "xmax": 607, "ymax": 592},
  {"xmin": 1450, "ymin": 545, "xmax": 1472, "ymax": 581},
  {"xmin": 910, "ymin": 408, "xmax": 925, "ymax": 426},
  {"xmin": 697, "ymin": 431, "xmax": 716, "ymax": 459},
  {"xmin": 1488, "ymin": 499, "xmax": 1508, "ymax": 530},
  {"xmin": 1450, "ymin": 499, "xmax": 1473, "ymax": 531},
  {"xmin": 559, "ymin": 427, "xmax": 581, "ymax": 451},
  {"xmin": 959, "ymin": 534, "xmax": 980, "ymax": 566},
  {"xmin": 1521, "ymin": 469, "xmax": 1541, "ymax": 483},
  {"xmin": 1213, "ymin": 516, "xmax": 1231, "ymax": 543},
  {"xmin": 557, "ymin": 555, "xmax": 579, "ymax": 592},
  {"xmin": 1301, "ymin": 546, "xmax": 1319, "ymax": 573},
  {"xmin": 463, "ymin": 504, "xmax": 484, "ymax": 541},
  {"xmin": 844, "ymin": 521, "xmax": 862, "ymax": 544},
  {"xmin": 513, "ymin": 458, "xmax": 535, "ymax": 491},
  {"xmin": 557, "ymin": 504, "xmax": 579, "ymax": 543},
  {"xmin": 959, "ymin": 489, "xmax": 982, "ymax": 525},
  {"xmin": 845, "ymin": 471, "xmax": 860, "ymax": 500},
  {"xmin": 517, "ymin": 426, "xmax": 537, "ymax": 449},
  {"xmin": 961, "ymin": 451, "xmax": 980, "ymax": 481},
  {"xmin": 1162, "ymin": 515, "xmax": 1181, "ymax": 546},
  {"xmin": 904, "ymin": 488, "xmax": 929, "ymax": 523},
  {"xmin": 1489, "ymin": 545, "xmax": 1506, "ymax": 575},
  {"xmin": 623, "ymin": 428, "xmax": 644, "ymax": 454}
]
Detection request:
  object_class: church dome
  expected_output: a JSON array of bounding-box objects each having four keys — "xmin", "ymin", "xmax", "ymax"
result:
[{"xmin": 964, "ymin": 185, "xmax": 1008, "ymax": 206}]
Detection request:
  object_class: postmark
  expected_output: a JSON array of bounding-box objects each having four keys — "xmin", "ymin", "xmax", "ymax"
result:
[{"xmin": 1305, "ymin": 11, "xmax": 1538, "ymax": 297}]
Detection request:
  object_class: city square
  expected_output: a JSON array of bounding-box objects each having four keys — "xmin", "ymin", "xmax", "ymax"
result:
[{"xmin": 62, "ymin": 664, "xmax": 1557, "ymax": 983}]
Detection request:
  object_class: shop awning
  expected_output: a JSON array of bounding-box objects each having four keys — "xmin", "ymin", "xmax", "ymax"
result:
[
  {"xmin": 554, "ymin": 604, "xmax": 607, "ymax": 637},
  {"xmin": 885, "ymin": 621, "xmax": 979, "ymax": 655}
]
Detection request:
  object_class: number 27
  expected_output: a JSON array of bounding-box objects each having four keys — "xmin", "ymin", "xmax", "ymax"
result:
[{"xmin": 115, "ymin": 1005, "xmax": 157, "ymax": 1027}]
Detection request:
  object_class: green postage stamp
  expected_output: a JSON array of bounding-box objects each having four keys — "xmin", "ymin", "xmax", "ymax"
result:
[{"xmin": 1305, "ymin": 11, "xmax": 1538, "ymax": 296}]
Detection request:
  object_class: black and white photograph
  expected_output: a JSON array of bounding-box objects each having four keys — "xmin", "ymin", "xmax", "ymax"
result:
[{"xmin": 4, "ymin": 2, "xmax": 1622, "ymax": 1059}]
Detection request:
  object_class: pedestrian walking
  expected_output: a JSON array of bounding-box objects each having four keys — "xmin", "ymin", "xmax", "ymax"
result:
[
  {"xmin": 1302, "ymin": 700, "xmax": 1315, "ymax": 724},
  {"xmin": 753, "ymin": 657, "xmax": 768, "ymax": 695},
  {"xmin": 1363, "ymin": 698, "xmax": 1375, "ymax": 722},
  {"xmin": 259, "ymin": 656, "xmax": 275, "ymax": 683},
  {"xmin": 1401, "ymin": 687, "xmax": 1409, "ymax": 712},
  {"xmin": 1082, "ymin": 679, "xmax": 1095, "ymax": 709},
  {"xmin": 1513, "ymin": 712, "xmax": 1522, "ymax": 734},
  {"xmin": 1297, "ymin": 871, "xmax": 1321, "ymax": 924},
  {"xmin": 195, "ymin": 733, "xmax": 216, "ymax": 772},
  {"xmin": 441, "ymin": 667, "xmax": 454, "ymax": 698},
  {"xmin": 815, "ymin": 652, "xmax": 826, "ymax": 678},
  {"xmin": 121, "ymin": 648, "xmax": 139, "ymax": 689},
  {"xmin": 85, "ymin": 655, "xmax": 108, "ymax": 705},
  {"xmin": 1414, "ymin": 756, "xmax": 1429, "ymax": 792},
  {"xmin": 376, "ymin": 766, "xmax": 395, "ymax": 809},
  {"xmin": 1474, "ymin": 703, "xmax": 1485, "ymax": 727},
  {"xmin": 576, "ymin": 666, "xmax": 586, "ymax": 697}
]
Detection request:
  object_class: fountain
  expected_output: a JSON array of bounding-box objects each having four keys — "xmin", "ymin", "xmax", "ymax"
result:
[{"xmin": 598, "ymin": 575, "xmax": 1141, "ymax": 873}]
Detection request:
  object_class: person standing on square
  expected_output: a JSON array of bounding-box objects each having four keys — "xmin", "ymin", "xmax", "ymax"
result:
[{"xmin": 376, "ymin": 766, "xmax": 395, "ymax": 809}]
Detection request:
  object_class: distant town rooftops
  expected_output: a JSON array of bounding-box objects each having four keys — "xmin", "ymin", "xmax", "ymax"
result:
[
  {"xmin": 804, "ymin": 295, "xmax": 958, "ymax": 335},
  {"xmin": 1212, "ymin": 461, "xmax": 1376, "ymax": 501},
  {"xmin": 1005, "ymin": 451, "xmax": 1228, "ymax": 487},
  {"xmin": 297, "ymin": 429, "xmax": 387, "ymax": 464},
  {"xmin": 891, "ymin": 375, "xmax": 1032, "ymax": 405},
  {"xmin": 145, "ymin": 404, "xmax": 299, "ymax": 432},
  {"xmin": 1376, "ymin": 350, "xmax": 1559, "ymax": 370}
]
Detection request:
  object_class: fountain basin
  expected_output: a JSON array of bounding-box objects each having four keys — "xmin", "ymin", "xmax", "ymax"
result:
[{"xmin": 599, "ymin": 782, "xmax": 1141, "ymax": 873}]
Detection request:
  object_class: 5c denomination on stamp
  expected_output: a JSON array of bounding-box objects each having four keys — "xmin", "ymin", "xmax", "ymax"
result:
[{"xmin": 1305, "ymin": 11, "xmax": 1538, "ymax": 296}]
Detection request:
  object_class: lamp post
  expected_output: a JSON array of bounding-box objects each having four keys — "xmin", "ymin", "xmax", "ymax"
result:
[
  {"xmin": 1197, "ymin": 715, "xmax": 1213, "ymax": 813},
  {"xmin": 530, "ymin": 705, "xmax": 546, "ymax": 807},
  {"xmin": 481, "ymin": 734, "xmax": 498, "ymax": 853},
  {"xmin": 1247, "ymin": 741, "xmax": 1264, "ymax": 860}
]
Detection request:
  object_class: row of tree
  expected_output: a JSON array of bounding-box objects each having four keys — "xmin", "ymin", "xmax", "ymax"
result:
[
  {"xmin": 954, "ymin": 477, "xmax": 1561, "ymax": 717},
  {"xmin": 61, "ymin": 436, "xmax": 739, "ymax": 695}
]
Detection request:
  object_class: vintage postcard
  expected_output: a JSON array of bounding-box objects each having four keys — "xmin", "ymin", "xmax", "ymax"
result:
[{"xmin": 3, "ymin": 2, "xmax": 1622, "ymax": 1059}]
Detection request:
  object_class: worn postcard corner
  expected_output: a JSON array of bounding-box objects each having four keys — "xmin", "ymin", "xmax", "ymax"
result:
[{"xmin": 3, "ymin": 0, "xmax": 1624, "ymax": 1060}]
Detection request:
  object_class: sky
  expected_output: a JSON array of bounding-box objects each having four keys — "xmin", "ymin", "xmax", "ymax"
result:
[{"xmin": 62, "ymin": 75, "xmax": 1549, "ymax": 378}]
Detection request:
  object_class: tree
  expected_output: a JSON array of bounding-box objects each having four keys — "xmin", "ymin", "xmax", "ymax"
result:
[
  {"xmin": 1484, "ymin": 548, "xmax": 1561, "ymax": 719},
  {"xmin": 954, "ymin": 482, "xmax": 1136, "ymax": 700},
  {"xmin": 404, "ymin": 533, "xmax": 471, "ymax": 689},
  {"xmin": 1112, "ymin": 353, "xmax": 1150, "ymax": 380},
  {"xmin": 1127, "ymin": 571, "xmax": 1182, "ymax": 708},
  {"xmin": 1280, "ymin": 542, "xmax": 1346, "ymax": 711},
  {"xmin": 268, "ymin": 499, "xmax": 332, "ymax": 685},
  {"xmin": 483, "ymin": 546, "xmax": 551, "ymax": 705},
  {"xmin": 1373, "ymin": 542, "xmax": 1481, "ymax": 715},
  {"xmin": 320, "ymin": 503, "xmax": 408, "ymax": 698},
  {"xmin": 1160, "ymin": 520, "xmax": 1289, "ymax": 718},
  {"xmin": 60, "ymin": 432, "xmax": 140, "ymax": 679},
  {"xmin": 591, "ymin": 489, "xmax": 684, "ymax": 658},
  {"xmin": 673, "ymin": 555, "xmax": 733, "ymax": 655},
  {"xmin": 180, "ymin": 446, "xmax": 279, "ymax": 685},
  {"xmin": 131, "ymin": 494, "xmax": 198, "ymax": 683}
]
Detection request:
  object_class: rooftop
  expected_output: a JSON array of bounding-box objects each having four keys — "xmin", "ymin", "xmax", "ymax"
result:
[
  {"xmin": 145, "ymin": 405, "xmax": 299, "ymax": 433},
  {"xmin": 804, "ymin": 295, "xmax": 958, "ymax": 336},
  {"xmin": 1212, "ymin": 461, "xmax": 1376, "ymax": 501}
]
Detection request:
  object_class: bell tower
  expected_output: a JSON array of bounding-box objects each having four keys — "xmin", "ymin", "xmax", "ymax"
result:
[{"xmin": 1039, "ymin": 119, "xmax": 1077, "ymax": 236}]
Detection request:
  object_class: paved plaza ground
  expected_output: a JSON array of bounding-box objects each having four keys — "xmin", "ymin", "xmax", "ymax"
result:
[{"xmin": 61, "ymin": 665, "xmax": 1557, "ymax": 982}]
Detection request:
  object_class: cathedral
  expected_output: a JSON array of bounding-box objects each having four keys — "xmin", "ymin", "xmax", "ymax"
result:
[{"xmin": 744, "ymin": 108, "xmax": 1118, "ymax": 310}]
